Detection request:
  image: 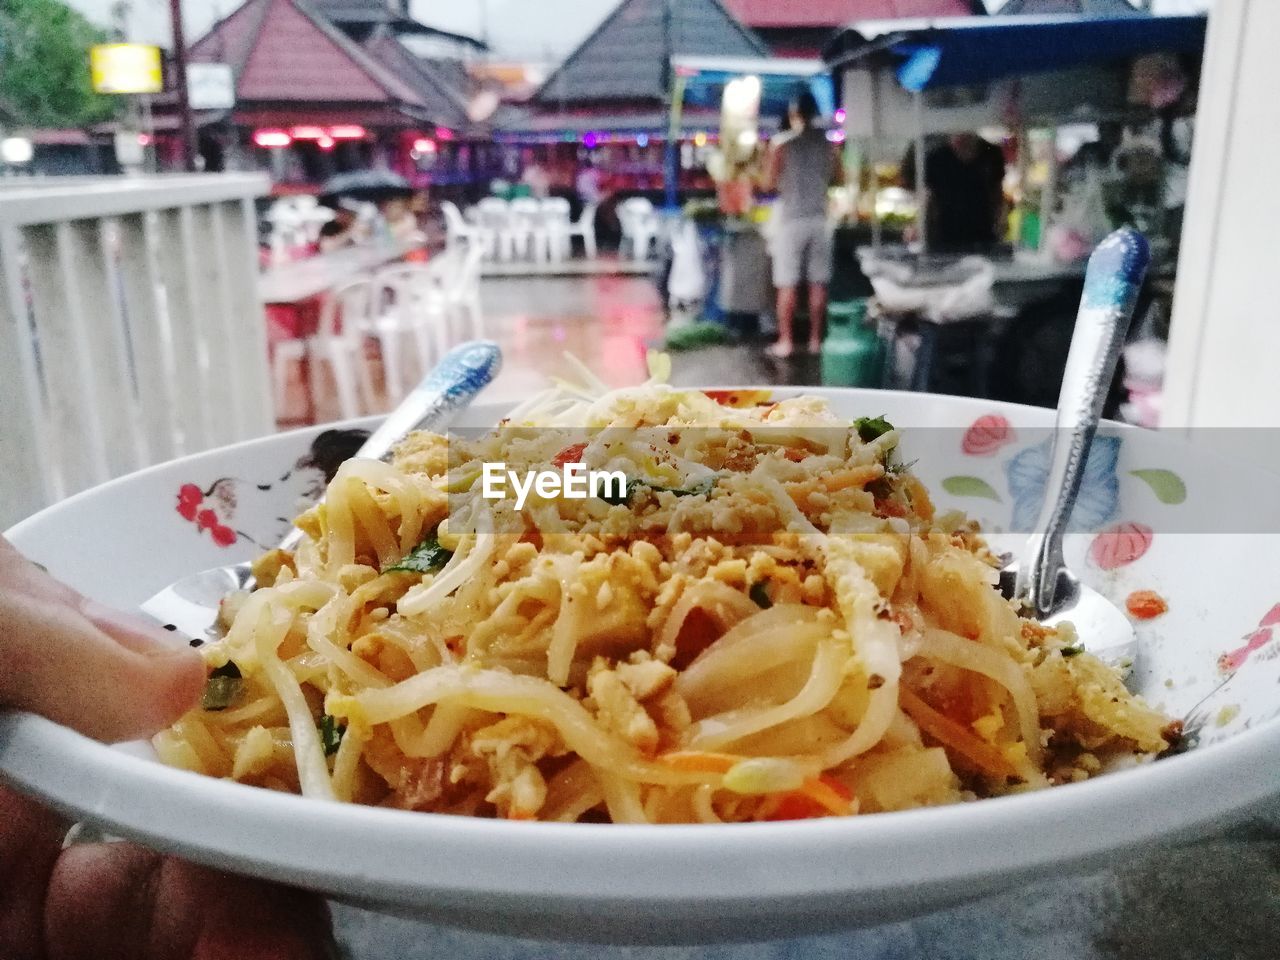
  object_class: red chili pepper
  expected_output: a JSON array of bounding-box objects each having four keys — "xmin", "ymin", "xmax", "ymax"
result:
[
  {"xmin": 1125, "ymin": 590, "xmax": 1168, "ymax": 620},
  {"xmin": 703, "ymin": 390, "xmax": 739, "ymax": 405},
  {"xmin": 551, "ymin": 442, "xmax": 588, "ymax": 467},
  {"xmin": 875, "ymin": 498, "xmax": 908, "ymax": 518}
]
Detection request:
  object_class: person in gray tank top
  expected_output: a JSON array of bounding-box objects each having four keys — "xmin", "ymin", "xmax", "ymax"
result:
[{"xmin": 760, "ymin": 88, "xmax": 842, "ymax": 358}]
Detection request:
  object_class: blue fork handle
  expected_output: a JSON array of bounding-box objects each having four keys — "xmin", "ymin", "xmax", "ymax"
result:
[
  {"xmin": 276, "ymin": 340, "xmax": 502, "ymax": 554},
  {"xmin": 1015, "ymin": 228, "xmax": 1150, "ymax": 617}
]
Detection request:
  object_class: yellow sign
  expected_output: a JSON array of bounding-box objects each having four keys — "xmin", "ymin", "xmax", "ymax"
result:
[{"xmin": 90, "ymin": 44, "xmax": 163, "ymax": 94}]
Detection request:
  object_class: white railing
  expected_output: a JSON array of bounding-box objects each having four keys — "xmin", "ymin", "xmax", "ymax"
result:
[{"xmin": 0, "ymin": 173, "xmax": 274, "ymax": 529}]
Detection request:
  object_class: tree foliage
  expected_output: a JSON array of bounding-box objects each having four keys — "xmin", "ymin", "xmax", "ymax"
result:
[{"xmin": 0, "ymin": 0, "xmax": 118, "ymax": 127}]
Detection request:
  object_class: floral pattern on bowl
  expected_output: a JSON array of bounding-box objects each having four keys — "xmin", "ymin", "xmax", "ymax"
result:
[
  {"xmin": 913, "ymin": 410, "xmax": 1280, "ymax": 749},
  {"xmin": 169, "ymin": 428, "xmax": 370, "ymax": 551}
]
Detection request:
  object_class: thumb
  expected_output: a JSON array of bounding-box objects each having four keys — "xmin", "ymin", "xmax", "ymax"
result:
[{"xmin": 0, "ymin": 540, "xmax": 204, "ymax": 743}]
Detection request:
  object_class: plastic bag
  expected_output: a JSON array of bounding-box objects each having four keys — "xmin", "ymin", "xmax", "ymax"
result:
[
  {"xmin": 864, "ymin": 256, "xmax": 995, "ymax": 323},
  {"xmin": 668, "ymin": 221, "xmax": 705, "ymax": 308},
  {"xmin": 1048, "ymin": 168, "xmax": 1112, "ymax": 264}
]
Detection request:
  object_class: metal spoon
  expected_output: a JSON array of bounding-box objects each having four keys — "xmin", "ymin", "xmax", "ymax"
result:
[
  {"xmin": 997, "ymin": 227, "xmax": 1151, "ymax": 673},
  {"xmin": 141, "ymin": 340, "xmax": 502, "ymax": 641}
]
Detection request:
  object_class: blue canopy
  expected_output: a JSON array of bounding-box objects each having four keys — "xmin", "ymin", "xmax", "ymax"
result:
[
  {"xmin": 672, "ymin": 56, "xmax": 836, "ymax": 120},
  {"xmin": 825, "ymin": 14, "xmax": 1207, "ymax": 92}
]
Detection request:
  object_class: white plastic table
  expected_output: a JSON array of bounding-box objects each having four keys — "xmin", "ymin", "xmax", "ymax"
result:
[{"xmin": 257, "ymin": 238, "xmax": 424, "ymax": 305}]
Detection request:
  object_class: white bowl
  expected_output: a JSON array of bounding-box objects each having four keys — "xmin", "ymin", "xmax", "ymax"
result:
[{"xmin": 4, "ymin": 389, "xmax": 1280, "ymax": 945}]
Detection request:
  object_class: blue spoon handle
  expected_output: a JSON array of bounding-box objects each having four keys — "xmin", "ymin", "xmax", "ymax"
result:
[
  {"xmin": 358, "ymin": 339, "xmax": 502, "ymax": 460},
  {"xmin": 1016, "ymin": 228, "xmax": 1150, "ymax": 617},
  {"xmin": 275, "ymin": 340, "xmax": 502, "ymax": 555}
]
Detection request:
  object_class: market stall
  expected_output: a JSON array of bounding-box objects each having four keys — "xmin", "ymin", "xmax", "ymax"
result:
[
  {"xmin": 663, "ymin": 55, "xmax": 837, "ymax": 330},
  {"xmin": 825, "ymin": 13, "xmax": 1207, "ymax": 259},
  {"xmin": 822, "ymin": 12, "xmax": 1206, "ymax": 405}
]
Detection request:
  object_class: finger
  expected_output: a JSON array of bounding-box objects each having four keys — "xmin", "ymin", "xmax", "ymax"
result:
[
  {"xmin": 0, "ymin": 590, "xmax": 204, "ymax": 743},
  {"xmin": 0, "ymin": 538, "xmax": 204, "ymax": 743},
  {"xmin": 46, "ymin": 845, "xmax": 335, "ymax": 960},
  {"xmin": 0, "ymin": 783, "xmax": 69, "ymax": 960},
  {"xmin": 0, "ymin": 536, "xmax": 182, "ymax": 655}
]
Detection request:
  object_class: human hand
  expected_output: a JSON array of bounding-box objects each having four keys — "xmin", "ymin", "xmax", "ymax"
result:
[{"xmin": 0, "ymin": 536, "xmax": 336, "ymax": 959}]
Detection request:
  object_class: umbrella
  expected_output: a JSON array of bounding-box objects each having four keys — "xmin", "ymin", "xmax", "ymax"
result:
[{"xmin": 320, "ymin": 169, "xmax": 413, "ymax": 205}]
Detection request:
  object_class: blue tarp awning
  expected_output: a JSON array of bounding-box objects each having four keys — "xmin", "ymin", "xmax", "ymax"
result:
[
  {"xmin": 824, "ymin": 14, "xmax": 1207, "ymax": 92},
  {"xmin": 671, "ymin": 56, "xmax": 836, "ymax": 119}
]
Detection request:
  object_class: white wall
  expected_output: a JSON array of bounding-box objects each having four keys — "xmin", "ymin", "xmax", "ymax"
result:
[
  {"xmin": 1162, "ymin": 0, "xmax": 1280, "ymax": 438},
  {"xmin": 841, "ymin": 64, "xmax": 1129, "ymax": 152}
]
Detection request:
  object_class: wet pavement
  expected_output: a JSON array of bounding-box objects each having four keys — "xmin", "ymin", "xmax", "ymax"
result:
[{"xmin": 277, "ymin": 272, "xmax": 826, "ymax": 427}]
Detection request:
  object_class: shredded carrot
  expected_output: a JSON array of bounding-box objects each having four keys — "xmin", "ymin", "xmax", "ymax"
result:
[
  {"xmin": 762, "ymin": 776, "xmax": 857, "ymax": 820},
  {"xmin": 799, "ymin": 775, "xmax": 857, "ymax": 816},
  {"xmin": 786, "ymin": 466, "xmax": 884, "ymax": 507},
  {"xmin": 903, "ymin": 475, "xmax": 935, "ymax": 520},
  {"xmin": 656, "ymin": 751, "xmax": 738, "ymax": 774},
  {"xmin": 822, "ymin": 465, "xmax": 885, "ymax": 492},
  {"xmin": 899, "ymin": 688, "xmax": 1021, "ymax": 780},
  {"xmin": 763, "ymin": 793, "xmax": 826, "ymax": 821}
]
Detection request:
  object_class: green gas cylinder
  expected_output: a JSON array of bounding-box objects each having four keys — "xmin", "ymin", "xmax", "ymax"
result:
[{"xmin": 821, "ymin": 298, "xmax": 883, "ymax": 388}]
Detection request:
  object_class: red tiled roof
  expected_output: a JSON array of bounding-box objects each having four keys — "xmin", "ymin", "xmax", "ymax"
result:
[
  {"xmin": 190, "ymin": 0, "xmax": 271, "ymax": 74},
  {"xmin": 362, "ymin": 28, "xmax": 472, "ymax": 130},
  {"xmin": 723, "ymin": 0, "xmax": 974, "ymax": 28},
  {"xmin": 189, "ymin": 0, "xmax": 423, "ymax": 106}
]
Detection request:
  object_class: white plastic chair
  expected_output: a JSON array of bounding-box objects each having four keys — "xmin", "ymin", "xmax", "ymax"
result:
[
  {"xmin": 443, "ymin": 243, "xmax": 485, "ymax": 337},
  {"xmin": 618, "ymin": 197, "xmax": 659, "ymax": 261},
  {"xmin": 272, "ymin": 278, "xmax": 376, "ymax": 421},
  {"xmin": 513, "ymin": 196, "xmax": 556, "ymax": 263},
  {"xmin": 301, "ymin": 205, "xmax": 334, "ymax": 244},
  {"xmin": 539, "ymin": 197, "xmax": 572, "ymax": 261},
  {"xmin": 565, "ymin": 201, "xmax": 598, "ymax": 260},
  {"xmin": 264, "ymin": 199, "xmax": 313, "ymax": 262},
  {"xmin": 366, "ymin": 263, "xmax": 450, "ymax": 401},
  {"xmin": 441, "ymin": 200, "xmax": 493, "ymax": 257},
  {"xmin": 476, "ymin": 197, "xmax": 516, "ymax": 261}
]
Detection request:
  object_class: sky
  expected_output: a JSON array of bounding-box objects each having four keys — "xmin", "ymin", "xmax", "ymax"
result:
[
  {"xmin": 67, "ymin": 0, "xmax": 619, "ymax": 58},
  {"xmin": 69, "ymin": 0, "xmax": 1213, "ymax": 60}
]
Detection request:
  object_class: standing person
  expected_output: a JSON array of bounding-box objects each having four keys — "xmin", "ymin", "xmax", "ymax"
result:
[
  {"xmin": 316, "ymin": 203, "xmax": 359, "ymax": 252},
  {"xmin": 575, "ymin": 156, "xmax": 603, "ymax": 207},
  {"xmin": 902, "ymin": 132, "xmax": 1006, "ymax": 252},
  {"xmin": 760, "ymin": 89, "xmax": 842, "ymax": 358},
  {"xmin": 520, "ymin": 150, "xmax": 551, "ymax": 199}
]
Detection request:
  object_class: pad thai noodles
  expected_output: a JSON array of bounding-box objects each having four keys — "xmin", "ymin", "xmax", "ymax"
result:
[{"xmin": 156, "ymin": 360, "xmax": 1178, "ymax": 823}]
